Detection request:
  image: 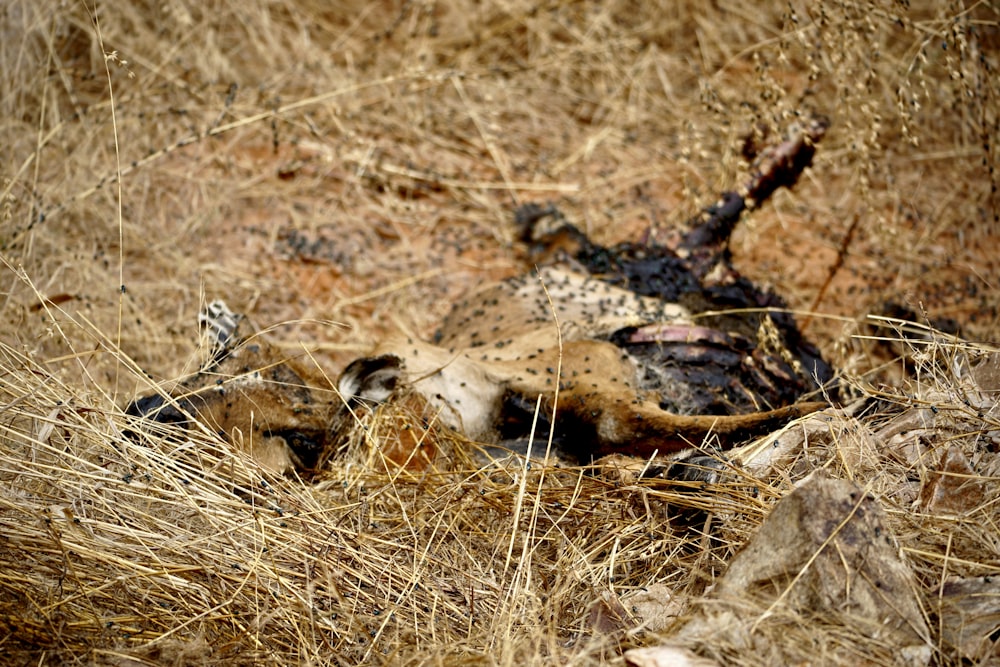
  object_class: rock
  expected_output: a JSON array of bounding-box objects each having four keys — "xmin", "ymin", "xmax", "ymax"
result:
[
  {"xmin": 918, "ymin": 445, "xmax": 987, "ymax": 516},
  {"xmin": 937, "ymin": 576, "xmax": 1000, "ymax": 661},
  {"xmin": 625, "ymin": 644, "xmax": 720, "ymax": 667},
  {"xmin": 622, "ymin": 583, "xmax": 684, "ymax": 633},
  {"xmin": 665, "ymin": 472, "xmax": 932, "ymax": 666}
]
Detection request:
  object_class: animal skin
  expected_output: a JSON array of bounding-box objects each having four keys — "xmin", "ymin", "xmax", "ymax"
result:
[{"xmin": 127, "ymin": 118, "xmax": 834, "ymax": 474}]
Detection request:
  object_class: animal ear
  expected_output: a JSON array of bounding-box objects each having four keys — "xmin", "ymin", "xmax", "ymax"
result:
[
  {"xmin": 266, "ymin": 428, "xmax": 329, "ymax": 472},
  {"xmin": 513, "ymin": 202, "xmax": 590, "ymax": 262},
  {"xmin": 514, "ymin": 202, "xmax": 566, "ymax": 241},
  {"xmin": 337, "ymin": 355, "xmax": 403, "ymax": 405},
  {"xmin": 198, "ymin": 300, "xmax": 244, "ymax": 362},
  {"xmin": 663, "ymin": 453, "xmax": 729, "ymax": 485},
  {"xmin": 125, "ymin": 392, "xmax": 192, "ymax": 426}
]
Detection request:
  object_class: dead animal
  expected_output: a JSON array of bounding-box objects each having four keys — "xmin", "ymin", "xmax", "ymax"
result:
[{"xmin": 127, "ymin": 117, "xmax": 835, "ymax": 474}]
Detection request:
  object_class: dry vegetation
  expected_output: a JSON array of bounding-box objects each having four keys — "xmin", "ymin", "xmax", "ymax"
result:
[{"xmin": 1, "ymin": 0, "xmax": 999, "ymax": 664}]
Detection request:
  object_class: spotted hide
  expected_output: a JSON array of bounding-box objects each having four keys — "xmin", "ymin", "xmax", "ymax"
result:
[{"xmin": 127, "ymin": 118, "xmax": 834, "ymax": 474}]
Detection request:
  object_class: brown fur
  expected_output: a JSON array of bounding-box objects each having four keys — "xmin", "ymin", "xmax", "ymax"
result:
[
  {"xmin": 366, "ymin": 283, "xmax": 826, "ymax": 464},
  {"xmin": 127, "ymin": 331, "xmax": 338, "ymax": 473},
  {"xmin": 128, "ymin": 266, "xmax": 825, "ymax": 473},
  {"xmin": 127, "ymin": 122, "xmax": 832, "ymax": 473}
]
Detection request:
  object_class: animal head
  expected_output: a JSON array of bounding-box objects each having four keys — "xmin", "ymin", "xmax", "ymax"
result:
[{"xmin": 126, "ymin": 301, "xmax": 339, "ymax": 473}]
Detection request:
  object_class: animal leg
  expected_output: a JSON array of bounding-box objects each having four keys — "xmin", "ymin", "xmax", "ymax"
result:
[
  {"xmin": 576, "ymin": 397, "xmax": 828, "ymax": 460},
  {"xmin": 499, "ymin": 339, "xmax": 826, "ymax": 462}
]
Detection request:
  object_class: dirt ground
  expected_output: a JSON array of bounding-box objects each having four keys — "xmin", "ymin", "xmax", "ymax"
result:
[{"xmin": 1, "ymin": 1, "xmax": 999, "ymax": 665}]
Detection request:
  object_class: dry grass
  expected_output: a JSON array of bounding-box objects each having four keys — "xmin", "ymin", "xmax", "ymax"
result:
[{"xmin": 1, "ymin": 0, "xmax": 998, "ymax": 664}]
